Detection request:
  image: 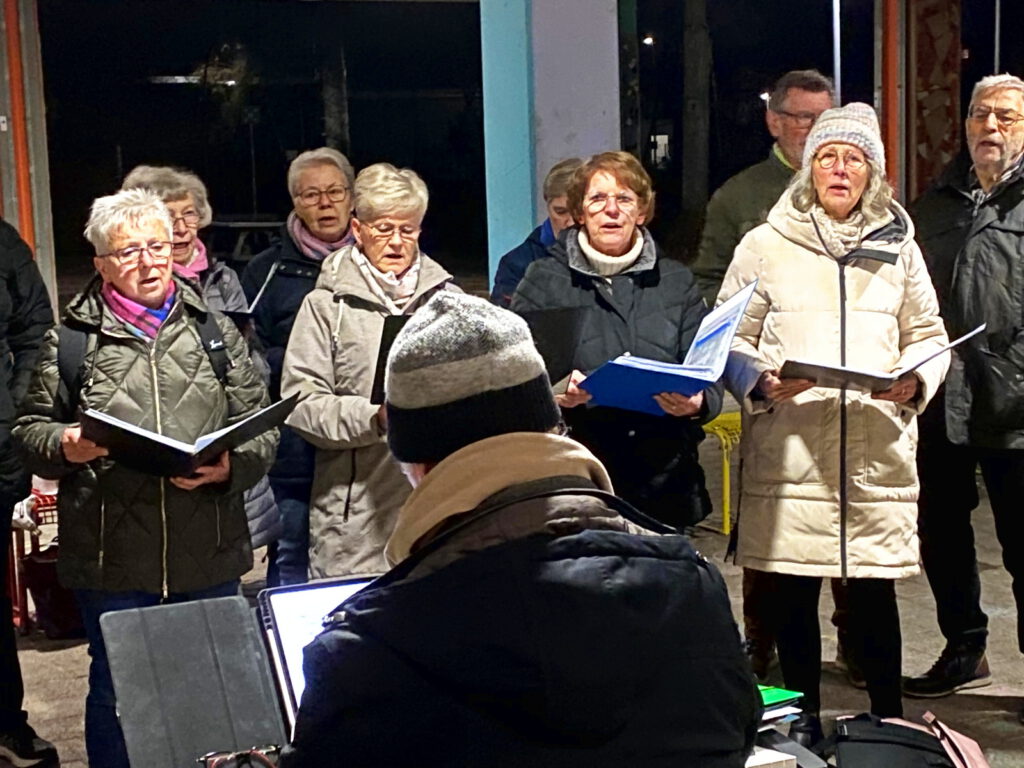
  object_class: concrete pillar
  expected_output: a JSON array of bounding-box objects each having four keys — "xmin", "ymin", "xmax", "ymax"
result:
[{"xmin": 480, "ymin": 0, "xmax": 620, "ymax": 287}]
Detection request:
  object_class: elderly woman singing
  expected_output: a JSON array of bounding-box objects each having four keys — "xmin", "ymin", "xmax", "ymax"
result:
[
  {"xmin": 13, "ymin": 189, "xmax": 276, "ymax": 768},
  {"xmin": 281, "ymin": 163, "xmax": 458, "ymax": 578},
  {"xmin": 719, "ymin": 104, "xmax": 949, "ymax": 745}
]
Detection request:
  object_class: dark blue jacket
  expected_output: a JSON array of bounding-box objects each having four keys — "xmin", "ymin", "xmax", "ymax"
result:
[
  {"xmin": 490, "ymin": 219, "xmax": 556, "ymax": 307},
  {"xmin": 281, "ymin": 478, "xmax": 760, "ymax": 767},
  {"xmin": 241, "ymin": 230, "xmax": 320, "ymax": 502}
]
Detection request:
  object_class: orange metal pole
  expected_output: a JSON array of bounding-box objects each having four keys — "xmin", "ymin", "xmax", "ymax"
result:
[
  {"xmin": 4, "ymin": 0, "xmax": 36, "ymax": 251},
  {"xmin": 882, "ymin": 0, "xmax": 900, "ymax": 191}
]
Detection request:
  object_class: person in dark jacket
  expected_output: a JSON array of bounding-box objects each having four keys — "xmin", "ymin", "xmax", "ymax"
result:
[
  {"xmin": 904, "ymin": 75, "xmax": 1024, "ymax": 718},
  {"xmin": 0, "ymin": 218, "xmax": 57, "ymax": 767},
  {"xmin": 242, "ymin": 147, "xmax": 356, "ymax": 584},
  {"xmin": 13, "ymin": 189, "xmax": 277, "ymax": 768},
  {"xmin": 511, "ymin": 151, "xmax": 722, "ymax": 530},
  {"xmin": 280, "ymin": 292, "xmax": 761, "ymax": 768},
  {"xmin": 490, "ymin": 157, "xmax": 582, "ymax": 307}
]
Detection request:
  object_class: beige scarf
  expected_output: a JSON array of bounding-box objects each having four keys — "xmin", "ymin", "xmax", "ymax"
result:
[
  {"xmin": 577, "ymin": 229, "xmax": 644, "ymax": 276},
  {"xmin": 351, "ymin": 249, "xmax": 421, "ymax": 314},
  {"xmin": 810, "ymin": 204, "xmax": 869, "ymax": 258},
  {"xmin": 385, "ymin": 432, "xmax": 613, "ymax": 566}
]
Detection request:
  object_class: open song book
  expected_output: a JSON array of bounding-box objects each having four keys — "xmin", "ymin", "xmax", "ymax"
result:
[
  {"xmin": 779, "ymin": 325, "xmax": 986, "ymax": 392},
  {"xmin": 80, "ymin": 394, "xmax": 297, "ymax": 477},
  {"xmin": 579, "ymin": 281, "xmax": 757, "ymax": 416}
]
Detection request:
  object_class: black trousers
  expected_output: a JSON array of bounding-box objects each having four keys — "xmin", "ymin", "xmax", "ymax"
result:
[
  {"xmin": 917, "ymin": 403, "xmax": 1024, "ymax": 652},
  {"xmin": 0, "ymin": 486, "xmax": 27, "ymax": 731},
  {"xmin": 760, "ymin": 572, "xmax": 903, "ymax": 717}
]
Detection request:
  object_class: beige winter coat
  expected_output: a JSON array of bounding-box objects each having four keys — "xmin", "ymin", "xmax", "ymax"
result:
[
  {"xmin": 719, "ymin": 195, "xmax": 949, "ymax": 579},
  {"xmin": 281, "ymin": 246, "xmax": 456, "ymax": 578}
]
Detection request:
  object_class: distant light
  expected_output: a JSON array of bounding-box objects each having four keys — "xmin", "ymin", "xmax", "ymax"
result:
[
  {"xmin": 759, "ymin": 91, "xmax": 770, "ymax": 103},
  {"xmin": 642, "ymin": 35, "xmax": 655, "ymax": 46},
  {"xmin": 225, "ymin": 80, "xmax": 237, "ymax": 86}
]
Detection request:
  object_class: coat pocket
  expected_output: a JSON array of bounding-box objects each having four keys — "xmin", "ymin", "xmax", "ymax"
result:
[
  {"xmin": 744, "ymin": 395, "xmax": 827, "ymax": 486},
  {"xmin": 862, "ymin": 399, "xmax": 918, "ymax": 488}
]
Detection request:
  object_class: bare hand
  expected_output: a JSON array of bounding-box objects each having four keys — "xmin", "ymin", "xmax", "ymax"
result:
[
  {"xmin": 757, "ymin": 370, "xmax": 815, "ymax": 402},
  {"xmin": 872, "ymin": 373, "xmax": 920, "ymax": 404},
  {"xmin": 170, "ymin": 451, "xmax": 231, "ymax": 491},
  {"xmin": 377, "ymin": 403, "xmax": 388, "ymax": 433},
  {"xmin": 555, "ymin": 370, "xmax": 593, "ymax": 409},
  {"xmin": 654, "ymin": 391, "xmax": 704, "ymax": 417},
  {"xmin": 61, "ymin": 426, "xmax": 109, "ymax": 464}
]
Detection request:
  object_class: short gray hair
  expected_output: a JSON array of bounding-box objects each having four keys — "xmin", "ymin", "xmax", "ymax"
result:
[
  {"xmin": 353, "ymin": 163, "xmax": 429, "ymax": 222},
  {"xmin": 122, "ymin": 165, "xmax": 213, "ymax": 227},
  {"xmin": 969, "ymin": 73, "xmax": 1024, "ymax": 107},
  {"xmin": 542, "ymin": 157, "xmax": 583, "ymax": 201},
  {"xmin": 768, "ymin": 69, "xmax": 835, "ymax": 113},
  {"xmin": 287, "ymin": 147, "xmax": 355, "ymax": 198},
  {"xmin": 788, "ymin": 156, "xmax": 892, "ymax": 220},
  {"xmin": 84, "ymin": 188, "xmax": 173, "ymax": 254}
]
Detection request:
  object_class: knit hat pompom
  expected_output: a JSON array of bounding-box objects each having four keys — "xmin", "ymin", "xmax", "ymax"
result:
[
  {"xmin": 385, "ymin": 292, "xmax": 561, "ymax": 464},
  {"xmin": 802, "ymin": 102, "xmax": 885, "ymax": 170}
]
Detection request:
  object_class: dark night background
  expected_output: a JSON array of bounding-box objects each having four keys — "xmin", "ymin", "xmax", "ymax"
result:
[{"xmin": 37, "ymin": 0, "xmax": 1024, "ymax": 284}]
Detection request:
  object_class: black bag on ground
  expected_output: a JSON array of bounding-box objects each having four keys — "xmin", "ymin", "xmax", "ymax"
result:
[
  {"xmin": 20, "ymin": 541, "xmax": 85, "ymax": 639},
  {"xmin": 834, "ymin": 713, "xmax": 954, "ymax": 767}
]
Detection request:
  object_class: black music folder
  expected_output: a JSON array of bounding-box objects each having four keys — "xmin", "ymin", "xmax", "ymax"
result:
[
  {"xmin": 370, "ymin": 315, "xmax": 412, "ymax": 404},
  {"xmin": 80, "ymin": 394, "xmax": 296, "ymax": 477}
]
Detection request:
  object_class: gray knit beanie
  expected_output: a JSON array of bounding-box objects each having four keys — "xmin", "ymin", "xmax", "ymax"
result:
[
  {"xmin": 385, "ymin": 291, "xmax": 562, "ymax": 464},
  {"xmin": 802, "ymin": 102, "xmax": 885, "ymax": 170}
]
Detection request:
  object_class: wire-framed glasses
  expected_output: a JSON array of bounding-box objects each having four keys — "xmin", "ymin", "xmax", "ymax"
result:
[
  {"xmin": 98, "ymin": 241, "xmax": 173, "ymax": 267},
  {"xmin": 295, "ymin": 186, "xmax": 350, "ymax": 206}
]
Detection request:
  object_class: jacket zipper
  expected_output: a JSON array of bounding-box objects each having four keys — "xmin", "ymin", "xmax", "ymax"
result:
[
  {"xmin": 838, "ymin": 258, "xmax": 849, "ymax": 585},
  {"xmin": 98, "ymin": 497, "xmax": 105, "ymax": 570},
  {"xmin": 149, "ymin": 342, "xmax": 169, "ymax": 598}
]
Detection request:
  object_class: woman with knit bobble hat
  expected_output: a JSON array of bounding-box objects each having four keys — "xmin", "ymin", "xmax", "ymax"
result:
[{"xmin": 719, "ymin": 103, "xmax": 949, "ymax": 744}]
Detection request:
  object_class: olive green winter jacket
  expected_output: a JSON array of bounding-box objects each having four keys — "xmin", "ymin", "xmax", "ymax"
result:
[{"xmin": 13, "ymin": 276, "xmax": 277, "ymax": 594}]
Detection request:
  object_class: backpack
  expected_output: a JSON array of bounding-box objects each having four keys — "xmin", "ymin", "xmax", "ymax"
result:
[
  {"xmin": 833, "ymin": 713, "xmax": 990, "ymax": 768},
  {"xmin": 55, "ymin": 313, "xmax": 230, "ymax": 416}
]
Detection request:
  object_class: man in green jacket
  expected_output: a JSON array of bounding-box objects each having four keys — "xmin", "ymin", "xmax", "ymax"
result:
[{"xmin": 692, "ymin": 69, "xmax": 834, "ymax": 305}]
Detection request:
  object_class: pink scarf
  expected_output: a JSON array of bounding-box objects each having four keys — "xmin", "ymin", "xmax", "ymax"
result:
[
  {"xmin": 172, "ymin": 238, "xmax": 209, "ymax": 281},
  {"xmin": 101, "ymin": 280, "xmax": 176, "ymax": 339},
  {"xmin": 287, "ymin": 211, "xmax": 353, "ymax": 262}
]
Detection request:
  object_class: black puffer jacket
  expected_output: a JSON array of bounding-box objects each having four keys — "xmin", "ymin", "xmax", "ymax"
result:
[
  {"xmin": 0, "ymin": 219, "xmax": 53, "ymax": 493},
  {"xmin": 13, "ymin": 277, "xmax": 276, "ymax": 594},
  {"xmin": 912, "ymin": 152, "xmax": 1024, "ymax": 448},
  {"xmin": 510, "ymin": 228, "xmax": 722, "ymax": 528},
  {"xmin": 282, "ymin": 478, "xmax": 760, "ymax": 768}
]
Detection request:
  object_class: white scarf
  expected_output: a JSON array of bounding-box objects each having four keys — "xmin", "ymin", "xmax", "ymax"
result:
[
  {"xmin": 351, "ymin": 249, "xmax": 421, "ymax": 314},
  {"xmin": 577, "ymin": 229, "xmax": 644, "ymax": 276}
]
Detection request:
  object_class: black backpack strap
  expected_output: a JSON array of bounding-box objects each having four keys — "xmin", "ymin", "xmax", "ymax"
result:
[
  {"xmin": 56, "ymin": 324, "xmax": 89, "ymax": 418},
  {"xmin": 195, "ymin": 313, "xmax": 231, "ymax": 386}
]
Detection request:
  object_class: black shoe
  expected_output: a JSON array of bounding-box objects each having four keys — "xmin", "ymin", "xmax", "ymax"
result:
[
  {"xmin": 903, "ymin": 643, "xmax": 991, "ymax": 698},
  {"xmin": 745, "ymin": 636, "xmax": 778, "ymax": 682},
  {"xmin": 0, "ymin": 723, "xmax": 59, "ymax": 768},
  {"xmin": 835, "ymin": 637, "xmax": 867, "ymax": 689},
  {"xmin": 788, "ymin": 712, "xmax": 824, "ymax": 751}
]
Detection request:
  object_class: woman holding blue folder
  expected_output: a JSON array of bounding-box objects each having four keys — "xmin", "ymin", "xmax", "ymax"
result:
[
  {"xmin": 511, "ymin": 151, "xmax": 721, "ymax": 529},
  {"xmin": 719, "ymin": 104, "xmax": 949, "ymax": 746}
]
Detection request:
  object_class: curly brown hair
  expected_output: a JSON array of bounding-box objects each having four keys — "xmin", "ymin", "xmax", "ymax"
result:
[{"xmin": 566, "ymin": 151, "xmax": 655, "ymax": 224}]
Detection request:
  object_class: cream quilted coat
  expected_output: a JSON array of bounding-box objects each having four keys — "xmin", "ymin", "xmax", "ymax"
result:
[{"xmin": 719, "ymin": 195, "xmax": 949, "ymax": 579}]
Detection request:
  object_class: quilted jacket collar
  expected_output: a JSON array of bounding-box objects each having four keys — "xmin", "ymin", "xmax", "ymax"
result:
[{"xmin": 64, "ymin": 275, "xmax": 210, "ymax": 333}]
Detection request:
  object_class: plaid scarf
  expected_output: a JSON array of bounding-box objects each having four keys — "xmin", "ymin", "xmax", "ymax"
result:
[
  {"xmin": 101, "ymin": 280, "xmax": 176, "ymax": 339},
  {"xmin": 172, "ymin": 237, "xmax": 209, "ymax": 282},
  {"xmin": 288, "ymin": 211, "xmax": 354, "ymax": 262}
]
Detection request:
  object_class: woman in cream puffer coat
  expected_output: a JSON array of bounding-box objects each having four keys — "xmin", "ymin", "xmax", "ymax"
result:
[{"xmin": 719, "ymin": 103, "xmax": 949, "ymax": 738}]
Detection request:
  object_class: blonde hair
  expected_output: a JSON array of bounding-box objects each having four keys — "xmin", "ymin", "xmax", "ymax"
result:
[
  {"xmin": 287, "ymin": 147, "xmax": 355, "ymax": 197},
  {"xmin": 84, "ymin": 188, "xmax": 173, "ymax": 253},
  {"xmin": 353, "ymin": 163, "xmax": 429, "ymax": 222},
  {"xmin": 122, "ymin": 165, "xmax": 213, "ymax": 227}
]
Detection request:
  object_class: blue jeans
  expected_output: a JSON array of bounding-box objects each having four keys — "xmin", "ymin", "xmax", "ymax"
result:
[{"xmin": 75, "ymin": 580, "xmax": 240, "ymax": 768}]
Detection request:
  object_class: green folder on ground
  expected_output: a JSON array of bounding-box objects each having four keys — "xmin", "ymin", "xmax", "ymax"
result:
[{"xmin": 758, "ymin": 684, "xmax": 803, "ymax": 708}]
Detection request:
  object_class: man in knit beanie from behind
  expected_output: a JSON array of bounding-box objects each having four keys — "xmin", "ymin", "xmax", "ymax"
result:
[{"xmin": 281, "ymin": 292, "xmax": 761, "ymax": 768}]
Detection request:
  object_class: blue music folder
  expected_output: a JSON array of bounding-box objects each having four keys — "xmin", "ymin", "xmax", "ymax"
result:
[{"xmin": 580, "ymin": 281, "xmax": 757, "ymax": 416}]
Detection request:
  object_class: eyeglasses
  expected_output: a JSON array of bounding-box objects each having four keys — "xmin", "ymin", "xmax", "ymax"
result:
[
  {"xmin": 171, "ymin": 211, "xmax": 201, "ymax": 227},
  {"xmin": 967, "ymin": 105, "xmax": 1024, "ymax": 128},
  {"xmin": 584, "ymin": 193, "xmax": 639, "ymax": 213},
  {"xmin": 814, "ymin": 149, "xmax": 867, "ymax": 171},
  {"xmin": 295, "ymin": 185, "xmax": 350, "ymax": 207},
  {"xmin": 99, "ymin": 241, "xmax": 173, "ymax": 267},
  {"xmin": 774, "ymin": 109, "xmax": 820, "ymax": 128},
  {"xmin": 365, "ymin": 221, "xmax": 421, "ymax": 241}
]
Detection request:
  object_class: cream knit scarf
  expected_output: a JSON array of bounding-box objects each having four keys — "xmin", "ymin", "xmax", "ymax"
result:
[
  {"xmin": 577, "ymin": 228, "xmax": 644, "ymax": 276},
  {"xmin": 811, "ymin": 204, "xmax": 868, "ymax": 258}
]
